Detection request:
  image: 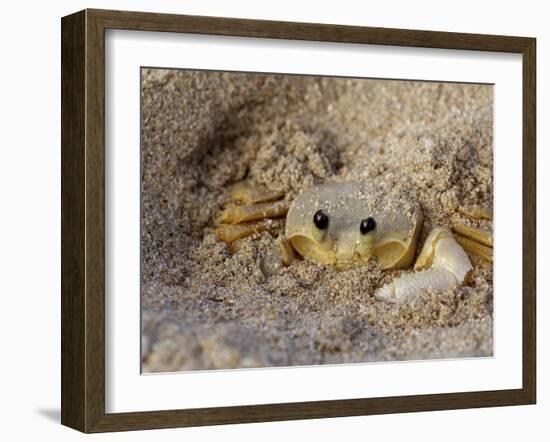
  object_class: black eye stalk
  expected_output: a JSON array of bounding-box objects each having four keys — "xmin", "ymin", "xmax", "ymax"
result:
[
  {"xmin": 313, "ymin": 209, "xmax": 329, "ymax": 230},
  {"xmin": 360, "ymin": 217, "xmax": 376, "ymax": 235}
]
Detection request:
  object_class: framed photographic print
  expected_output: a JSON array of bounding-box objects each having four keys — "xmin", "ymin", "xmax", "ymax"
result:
[{"xmin": 61, "ymin": 9, "xmax": 536, "ymax": 433}]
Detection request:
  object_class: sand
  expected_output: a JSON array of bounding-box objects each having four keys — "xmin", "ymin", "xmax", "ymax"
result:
[{"xmin": 140, "ymin": 68, "xmax": 493, "ymax": 373}]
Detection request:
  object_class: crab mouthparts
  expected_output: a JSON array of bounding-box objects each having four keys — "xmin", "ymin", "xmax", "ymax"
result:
[
  {"xmin": 333, "ymin": 237, "xmax": 372, "ymax": 269},
  {"xmin": 288, "ymin": 233, "xmax": 375, "ymax": 270},
  {"xmin": 334, "ymin": 257, "xmax": 356, "ymax": 270}
]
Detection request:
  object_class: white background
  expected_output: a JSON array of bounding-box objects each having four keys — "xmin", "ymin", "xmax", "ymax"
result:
[
  {"xmin": 0, "ymin": 0, "xmax": 547, "ymax": 440},
  {"xmin": 106, "ymin": 31, "xmax": 523, "ymax": 412}
]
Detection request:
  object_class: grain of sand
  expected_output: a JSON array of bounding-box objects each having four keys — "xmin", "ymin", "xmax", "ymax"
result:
[{"xmin": 141, "ymin": 69, "xmax": 493, "ymax": 372}]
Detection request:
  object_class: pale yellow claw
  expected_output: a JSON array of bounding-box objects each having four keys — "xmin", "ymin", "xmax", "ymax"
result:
[
  {"xmin": 451, "ymin": 221, "xmax": 493, "ymax": 247},
  {"xmin": 217, "ymin": 201, "xmax": 289, "ymax": 225},
  {"xmin": 414, "ymin": 228, "xmax": 472, "ymax": 284},
  {"xmin": 377, "ymin": 227, "xmax": 473, "ymax": 303},
  {"xmin": 375, "ymin": 268, "xmax": 458, "ymax": 303},
  {"xmin": 216, "ymin": 219, "xmax": 283, "ymax": 243}
]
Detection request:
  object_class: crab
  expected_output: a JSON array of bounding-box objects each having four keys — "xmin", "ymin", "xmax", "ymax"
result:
[{"xmin": 215, "ymin": 180, "xmax": 492, "ymax": 302}]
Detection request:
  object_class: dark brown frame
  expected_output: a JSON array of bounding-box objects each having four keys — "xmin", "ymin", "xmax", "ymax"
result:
[{"xmin": 61, "ymin": 9, "xmax": 536, "ymax": 433}]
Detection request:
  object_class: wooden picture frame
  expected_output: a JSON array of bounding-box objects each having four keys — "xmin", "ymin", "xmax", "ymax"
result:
[{"xmin": 61, "ymin": 9, "xmax": 536, "ymax": 433}]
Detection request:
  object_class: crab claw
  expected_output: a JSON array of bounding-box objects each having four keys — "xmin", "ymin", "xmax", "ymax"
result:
[{"xmin": 375, "ymin": 228, "xmax": 472, "ymax": 303}]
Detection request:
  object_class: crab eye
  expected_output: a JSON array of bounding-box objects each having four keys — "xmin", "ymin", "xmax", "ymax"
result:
[
  {"xmin": 313, "ymin": 209, "xmax": 329, "ymax": 230},
  {"xmin": 312, "ymin": 209, "xmax": 329, "ymax": 242},
  {"xmin": 360, "ymin": 217, "xmax": 376, "ymax": 235}
]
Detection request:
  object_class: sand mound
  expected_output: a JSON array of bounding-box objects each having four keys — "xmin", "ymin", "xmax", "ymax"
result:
[{"xmin": 141, "ymin": 69, "xmax": 493, "ymax": 372}]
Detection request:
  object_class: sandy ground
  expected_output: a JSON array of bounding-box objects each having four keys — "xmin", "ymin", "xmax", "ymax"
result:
[{"xmin": 140, "ymin": 69, "xmax": 493, "ymax": 372}]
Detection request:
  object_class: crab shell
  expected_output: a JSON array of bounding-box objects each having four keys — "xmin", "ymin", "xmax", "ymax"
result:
[{"xmin": 285, "ymin": 182, "xmax": 423, "ymax": 270}]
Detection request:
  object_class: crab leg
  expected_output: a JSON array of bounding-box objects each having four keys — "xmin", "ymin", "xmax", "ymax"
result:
[
  {"xmin": 217, "ymin": 200, "xmax": 288, "ymax": 225},
  {"xmin": 259, "ymin": 236, "xmax": 298, "ymax": 277},
  {"xmin": 216, "ymin": 219, "xmax": 283, "ymax": 243},
  {"xmin": 375, "ymin": 228, "xmax": 472, "ymax": 303},
  {"xmin": 458, "ymin": 205, "xmax": 492, "ymax": 220},
  {"xmin": 451, "ymin": 221, "xmax": 493, "ymax": 247},
  {"xmin": 215, "ymin": 181, "xmax": 287, "ymax": 244},
  {"xmin": 277, "ymin": 236, "xmax": 296, "ymax": 266},
  {"xmin": 452, "ymin": 204, "xmax": 493, "ymax": 264},
  {"xmin": 230, "ymin": 181, "xmax": 285, "ymax": 204},
  {"xmin": 466, "ymin": 252, "xmax": 493, "ymax": 268},
  {"xmin": 454, "ymin": 234, "xmax": 493, "ymax": 263}
]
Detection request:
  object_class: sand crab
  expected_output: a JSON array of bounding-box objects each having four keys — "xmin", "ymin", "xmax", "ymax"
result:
[{"xmin": 215, "ymin": 181, "xmax": 492, "ymax": 302}]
